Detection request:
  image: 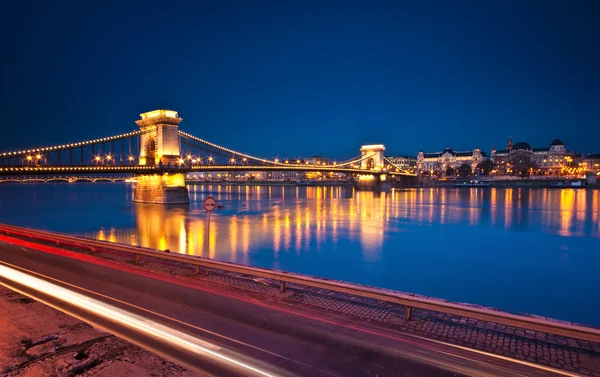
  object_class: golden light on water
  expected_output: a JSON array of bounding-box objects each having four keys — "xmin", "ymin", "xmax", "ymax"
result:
[{"xmin": 83, "ymin": 186, "xmax": 600, "ymax": 261}]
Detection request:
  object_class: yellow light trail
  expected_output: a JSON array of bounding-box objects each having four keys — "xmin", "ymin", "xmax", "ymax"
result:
[{"xmin": 0, "ymin": 263, "xmax": 277, "ymax": 377}]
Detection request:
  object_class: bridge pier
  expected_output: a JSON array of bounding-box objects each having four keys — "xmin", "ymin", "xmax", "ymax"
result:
[
  {"xmin": 356, "ymin": 173, "xmax": 391, "ymax": 191},
  {"xmin": 133, "ymin": 172, "xmax": 189, "ymax": 204}
]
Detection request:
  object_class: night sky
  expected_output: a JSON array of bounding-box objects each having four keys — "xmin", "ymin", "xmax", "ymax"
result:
[{"xmin": 1, "ymin": 0, "xmax": 599, "ymax": 159}]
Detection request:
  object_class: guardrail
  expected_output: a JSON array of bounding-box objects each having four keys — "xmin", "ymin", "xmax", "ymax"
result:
[{"xmin": 1, "ymin": 223, "xmax": 599, "ymax": 343}]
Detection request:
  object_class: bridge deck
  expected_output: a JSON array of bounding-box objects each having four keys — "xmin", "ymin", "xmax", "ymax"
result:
[{"xmin": 0, "ymin": 165, "xmax": 415, "ymax": 176}]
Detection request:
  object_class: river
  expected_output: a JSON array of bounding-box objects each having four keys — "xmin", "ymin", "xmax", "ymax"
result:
[{"xmin": 0, "ymin": 183, "xmax": 598, "ymax": 326}]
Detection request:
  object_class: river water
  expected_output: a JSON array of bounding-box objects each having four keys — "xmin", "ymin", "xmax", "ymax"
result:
[{"xmin": 0, "ymin": 183, "xmax": 598, "ymax": 325}]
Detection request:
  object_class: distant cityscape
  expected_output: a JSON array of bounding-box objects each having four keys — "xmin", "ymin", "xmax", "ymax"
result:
[{"xmin": 388, "ymin": 137, "xmax": 600, "ymax": 178}]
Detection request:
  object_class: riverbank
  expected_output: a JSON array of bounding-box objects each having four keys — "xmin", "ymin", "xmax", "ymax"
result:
[
  {"xmin": 413, "ymin": 178, "xmax": 600, "ymax": 189},
  {"xmin": 0, "ymin": 286, "xmax": 201, "ymax": 377}
]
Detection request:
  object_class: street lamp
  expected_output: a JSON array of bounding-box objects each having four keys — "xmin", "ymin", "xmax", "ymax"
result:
[
  {"xmin": 106, "ymin": 155, "xmax": 112, "ymax": 164},
  {"xmin": 95, "ymin": 156, "xmax": 102, "ymax": 165}
]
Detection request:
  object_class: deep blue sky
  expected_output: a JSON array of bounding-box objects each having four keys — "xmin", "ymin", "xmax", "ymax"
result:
[{"xmin": 1, "ymin": 0, "xmax": 599, "ymax": 159}]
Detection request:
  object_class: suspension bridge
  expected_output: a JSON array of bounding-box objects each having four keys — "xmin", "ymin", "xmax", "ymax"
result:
[{"xmin": 0, "ymin": 109, "xmax": 415, "ymax": 203}]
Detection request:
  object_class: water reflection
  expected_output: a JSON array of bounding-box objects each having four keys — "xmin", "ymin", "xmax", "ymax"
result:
[
  {"xmin": 3, "ymin": 183, "xmax": 600, "ymax": 324},
  {"xmin": 83, "ymin": 186, "xmax": 391, "ymax": 262},
  {"xmin": 83, "ymin": 186, "xmax": 600, "ymax": 265}
]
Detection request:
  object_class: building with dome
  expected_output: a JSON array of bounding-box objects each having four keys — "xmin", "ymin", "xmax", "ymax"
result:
[{"xmin": 490, "ymin": 137, "xmax": 577, "ymax": 175}]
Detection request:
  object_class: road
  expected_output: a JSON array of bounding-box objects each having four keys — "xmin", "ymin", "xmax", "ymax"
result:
[{"xmin": 0, "ymin": 238, "xmax": 574, "ymax": 377}]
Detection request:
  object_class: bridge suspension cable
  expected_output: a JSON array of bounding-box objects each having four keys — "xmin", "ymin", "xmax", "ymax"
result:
[
  {"xmin": 179, "ymin": 130, "xmax": 292, "ymax": 166},
  {"xmin": 331, "ymin": 154, "xmax": 378, "ymax": 167},
  {"xmin": 179, "ymin": 130, "xmax": 378, "ymax": 170},
  {"xmin": 383, "ymin": 157, "xmax": 412, "ymax": 175},
  {"xmin": 0, "ymin": 127, "xmax": 156, "ymax": 158}
]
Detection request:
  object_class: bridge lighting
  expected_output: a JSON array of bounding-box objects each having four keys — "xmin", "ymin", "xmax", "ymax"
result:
[
  {"xmin": 285, "ymin": 160, "xmax": 289, "ymax": 164},
  {"xmin": 274, "ymin": 158, "xmax": 279, "ymax": 163},
  {"xmin": 36, "ymin": 154, "xmax": 41, "ymax": 160},
  {"xmin": 95, "ymin": 156, "xmax": 102, "ymax": 162},
  {"xmin": 26, "ymin": 156, "xmax": 32, "ymax": 161},
  {"xmin": 230, "ymin": 158, "xmax": 235, "ymax": 164},
  {"xmin": 128, "ymin": 156, "xmax": 134, "ymax": 161},
  {"xmin": 187, "ymin": 155, "xmax": 192, "ymax": 160},
  {"xmin": 106, "ymin": 155, "xmax": 112, "ymax": 160},
  {"xmin": 178, "ymin": 158, "xmax": 185, "ymax": 164},
  {"xmin": 296, "ymin": 159, "xmax": 300, "ymax": 164}
]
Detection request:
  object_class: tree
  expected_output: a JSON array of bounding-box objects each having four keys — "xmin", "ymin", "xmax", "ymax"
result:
[
  {"xmin": 457, "ymin": 163, "xmax": 472, "ymax": 177},
  {"xmin": 509, "ymin": 152, "xmax": 538, "ymax": 176},
  {"xmin": 476, "ymin": 159, "xmax": 496, "ymax": 175},
  {"xmin": 445, "ymin": 166, "xmax": 456, "ymax": 176}
]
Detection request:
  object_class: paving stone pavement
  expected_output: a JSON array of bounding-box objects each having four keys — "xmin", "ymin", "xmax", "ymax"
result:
[{"xmin": 21, "ymin": 242, "xmax": 600, "ymax": 376}]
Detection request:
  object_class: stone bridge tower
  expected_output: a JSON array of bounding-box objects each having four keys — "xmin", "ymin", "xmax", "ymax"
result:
[
  {"xmin": 133, "ymin": 110, "xmax": 189, "ymax": 204},
  {"xmin": 360, "ymin": 144, "xmax": 386, "ymax": 170},
  {"xmin": 135, "ymin": 110, "xmax": 182, "ymax": 166}
]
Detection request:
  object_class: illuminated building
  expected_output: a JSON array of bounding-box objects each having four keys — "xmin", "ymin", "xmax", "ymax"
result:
[
  {"xmin": 416, "ymin": 148, "xmax": 486, "ymax": 172},
  {"xmin": 583, "ymin": 153, "xmax": 600, "ymax": 174},
  {"xmin": 491, "ymin": 137, "xmax": 578, "ymax": 175},
  {"xmin": 385, "ymin": 155, "xmax": 417, "ymax": 171}
]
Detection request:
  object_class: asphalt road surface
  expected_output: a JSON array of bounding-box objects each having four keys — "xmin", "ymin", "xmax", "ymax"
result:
[{"xmin": 0, "ymin": 239, "xmax": 574, "ymax": 377}]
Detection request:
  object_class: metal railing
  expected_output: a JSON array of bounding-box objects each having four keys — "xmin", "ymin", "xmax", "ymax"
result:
[{"xmin": 0, "ymin": 223, "xmax": 598, "ymax": 343}]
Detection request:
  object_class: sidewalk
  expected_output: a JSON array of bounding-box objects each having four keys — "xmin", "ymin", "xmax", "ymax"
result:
[{"xmin": 0, "ymin": 286, "xmax": 201, "ymax": 377}]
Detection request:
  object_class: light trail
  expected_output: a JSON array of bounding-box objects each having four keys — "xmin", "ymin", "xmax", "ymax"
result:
[
  {"xmin": 0, "ymin": 263, "xmax": 282, "ymax": 377},
  {"xmin": 0, "ymin": 237, "xmax": 579, "ymax": 376}
]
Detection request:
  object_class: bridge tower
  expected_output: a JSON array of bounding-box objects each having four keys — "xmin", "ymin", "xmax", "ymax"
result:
[
  {"xmin": 135, "ymin": 109, "xmax": 182, "ymax": 166},
  {"xmin": 359, "ymin": 144, "xmax": 385, "ymax": 170},
  {"xmin": 133, "ymin": 110, "xmax": 189, "ymax": 204}
]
